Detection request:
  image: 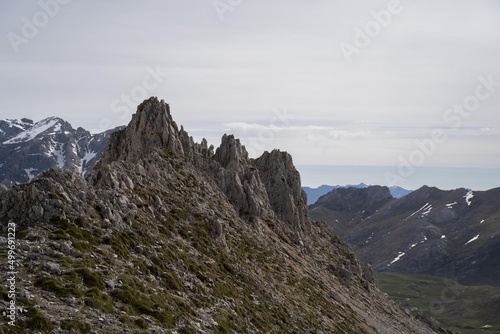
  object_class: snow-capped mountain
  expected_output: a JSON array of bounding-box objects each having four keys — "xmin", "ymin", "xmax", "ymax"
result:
[
  {"xmin": 0, "ymin": 117, "xmax": 122, "ymax": 187},
  {"xmin": 309, "ymin": 185, "xmax": 500, "ymax": 286},
  {"xmin": 303, "ymin": 183, "xmax": 412, "ymax": 205}
]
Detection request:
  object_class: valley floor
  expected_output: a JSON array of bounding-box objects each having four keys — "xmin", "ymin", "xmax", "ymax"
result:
[{"xmin": 377, "ymin": 272, "xmax": 500, "ymax": 334}]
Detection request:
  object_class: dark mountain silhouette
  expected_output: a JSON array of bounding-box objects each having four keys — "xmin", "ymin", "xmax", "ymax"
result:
[{"xmin": 303, "ymin": 184, "xmax": 411, "ymax": 205}]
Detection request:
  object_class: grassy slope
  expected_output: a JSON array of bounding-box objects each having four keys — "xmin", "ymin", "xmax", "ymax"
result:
[{"xmin": 377, "ymin": 272, "xmax": 500, "ymax": 334}]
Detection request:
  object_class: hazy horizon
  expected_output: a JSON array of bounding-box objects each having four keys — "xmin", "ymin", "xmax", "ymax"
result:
[
  {"xmin": 297, "ymin": 165, "xmax": 500, "ymax": 191},
  {"xmin": 1, "ymin": 1, "xmax": 499, "ymax": 190}
]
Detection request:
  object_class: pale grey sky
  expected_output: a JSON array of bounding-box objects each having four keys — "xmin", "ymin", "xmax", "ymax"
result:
[{"xmin": 1, "ymin": 0, "xmax": 499, "ymax": 189}]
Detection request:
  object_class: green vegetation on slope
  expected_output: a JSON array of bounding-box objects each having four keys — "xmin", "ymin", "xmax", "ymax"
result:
[{"xmin": 377, "ymin": 272, "xmax": 500, "ymax": 334}]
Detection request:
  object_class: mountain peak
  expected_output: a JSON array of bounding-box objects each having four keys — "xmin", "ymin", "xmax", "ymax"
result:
[
  {"xmin": 98, "ymin": 98, "xmax": 309, "ymax": 234},
  {"xmin": 0, "ymin": 98, "xmax": 437, "ymax": 333},
  {"xmin": 2, "ymin": 116, "xmax": 68, "ymax": 145},
  {"xmin": 214, "ymin": 134, "xmax": 249, "ymax": 171},
  {"xmin": 100, "ymin": 97, "xmax": 184, "ymax": 164},
  {"xmin": 0, "ymin": 116, "xmax": 117, "ymax": 187},
  {"xmin": 311, "ymin": 185, "xmax": 393, "ymax": 215}
]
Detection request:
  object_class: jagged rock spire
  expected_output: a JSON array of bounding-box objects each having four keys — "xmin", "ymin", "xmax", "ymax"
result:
[
  {"xmin": 255, "ymin": 149, "xmax": 308, "ymax": 228},
  {"xmin": 100, "ymin": 97, "xmax": 183, "ymax": 164},
  {"xmin": 213, "ymin": 134, "xmax": 248, "ymax": 172},
  {"xmin": 99, "ymin": 97, "xmax": 310, "ymax": 241}
]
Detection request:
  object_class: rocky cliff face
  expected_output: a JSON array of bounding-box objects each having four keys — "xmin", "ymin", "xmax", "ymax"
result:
[
  {"xmin": 0, "ymin": 97, "xmax": 436, "ymax": 333},
  {"xmin": 255, "ymin": 150, "xmax": 310, "ymax": 246},
  {"xmin": 0, "ymin": 117, "xmax": 122, "ymax": 188}
]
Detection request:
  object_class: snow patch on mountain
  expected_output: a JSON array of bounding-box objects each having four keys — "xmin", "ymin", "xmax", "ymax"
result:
[
  {"xmin": 24, "ymin": 168, "xmax": 37, "ymax": 181},
  {"xmin": 83, "ymin": 151, "xmax": 97, "ymax": 164},
  {"xmin": 405, "ymin": 203, "xmax": 430, "ymax": 220},
  {"xmin": 420, "ymin": 203, "xmax": 432, "ymax": 217},
  {"xmin": 363, "ymin": 232, "xmax": 374, "ymax": 245},
  {"xmin": 387, "ymin": 234, "xmax": 431, "ymax": 267},
  {"xmin": 3, "ymin": 118, "xmax": 33, "ymax": 130},
  {"xmin": 52, "ymin": 123, "xmax": 62, "ymax": 134},
  {"xmin": 464, "ymin": 234, "xmax": 480, "ymax": 246},
  {"xmin": 81, "ymin": 150, "xmax": 99, "ymax": 175},
  {"xmin": 3, "ymin": 117, "xmax": 60, "ymax": 144},
  {"xmin": 464, "ymin": 191, "xmax": 474, "ymax": 206},
  {"xmin": 388, "ymin": 252, "xmax": 406, "ymax": 266},
  {"xmin": 53, "ymin": 144, "xmax": 66, "ymax": 168}
]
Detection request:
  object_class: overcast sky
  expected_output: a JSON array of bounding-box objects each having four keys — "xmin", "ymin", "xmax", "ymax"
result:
[{"xmin": 1, "ymin": 0, "xmax": 499, "ymax": 190}]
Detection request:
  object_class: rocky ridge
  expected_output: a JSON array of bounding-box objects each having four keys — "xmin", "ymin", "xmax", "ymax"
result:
[
  {"xmin": 303, "ymin": 184, "xmax": 412, "ymax": 205},
  {"xmin": 0, "ymin": 97, "xmax": 436, "ymax": 333}
]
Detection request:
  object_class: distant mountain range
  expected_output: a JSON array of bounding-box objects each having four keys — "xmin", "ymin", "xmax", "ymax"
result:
[
  {"xmin": 309, "ymin": 185, "xmax": 500, "ymax": 286},
  {"xmin": 308, "ymin": 184, "xmax": 500, "ymax": 332},
  {"xmin": 0, "ymin": 117, "xmax": 122, "ymax": 188},
  {"xmin": 303, "ymin": 183, "xmax": 412, "ymax": 205}
]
